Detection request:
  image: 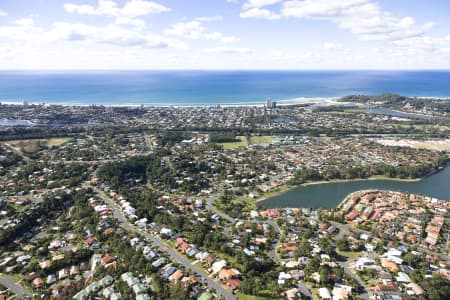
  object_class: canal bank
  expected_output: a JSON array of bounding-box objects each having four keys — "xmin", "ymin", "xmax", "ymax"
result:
[{"xmin": 259, "ymin": 166, "xmax": 450, "ymax": 209}]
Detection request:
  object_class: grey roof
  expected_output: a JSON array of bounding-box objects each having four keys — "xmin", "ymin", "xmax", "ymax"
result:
[
  {"xmin": 73, "ymin": 290, "xmax": 89, "ymax": 300},
  {"xmin": 99, "ymin": 275, "xmax": 114, "ymax": 287}
]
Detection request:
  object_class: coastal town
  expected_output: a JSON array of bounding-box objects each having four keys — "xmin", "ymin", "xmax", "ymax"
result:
[
  {"xmin": 3, "ymin": 0, "xmax": 450, "ymax": 297},
  {"xmin": 1, "ymin": 94, "xmax": 450, "ymax": 136},
  {"xmin": 1, "ymin": 95, "xmax": 450, "ymax": 300}
]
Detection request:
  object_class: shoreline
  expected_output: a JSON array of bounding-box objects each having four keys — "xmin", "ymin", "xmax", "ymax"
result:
[
  {"xmin": 1, "ymin": 95, "xmax": 449, "ymax": 108},
  {"xmin": 0, "ymin": 97, "xmax": 343, "ymax": 108},
  {"xmin": 255, "ymin": 175, "xmax": 428, "ymax": 205}
]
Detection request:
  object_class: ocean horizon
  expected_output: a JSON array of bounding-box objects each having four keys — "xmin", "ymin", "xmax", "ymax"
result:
[{"xmin": 1, "ymin": 70, "xmax": 450, "ymax": 106}]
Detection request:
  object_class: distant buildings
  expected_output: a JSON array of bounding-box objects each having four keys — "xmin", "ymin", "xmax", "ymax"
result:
[{"xmin": 266, "ymin": 98, "xmax": 277, "ymax": 109}]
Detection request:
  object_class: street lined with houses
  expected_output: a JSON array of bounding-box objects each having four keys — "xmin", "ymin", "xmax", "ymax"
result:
[{"xmin": 90, "ymin": 185, "xmax": 238, "ymax": 300}]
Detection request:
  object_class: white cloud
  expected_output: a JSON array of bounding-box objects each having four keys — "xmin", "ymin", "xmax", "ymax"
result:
[
  {"xmin": 0, "ymin": 46, "xmax": 13, "ymax": 56},
  {"xmin": 64, "ymin": 0, "xmax": 170, "ymax": 18},
  {"xmin": 239, "ymin": 0, "xmax": 437, "ymax": 44},
  {"xmin": 49, "ymin": 22, "xmax": 186, "ymax": 49},
  {"xmin": 2, "ymin": 0, "xmax": 450, "ymax": 69},
  {"xmin": 0, "ymin": 18, "xmax": 186, "ymax": 50},
  {"xmin": 165, "ymin": 19, "xmax": 239, "ymax": 43},
  {"xmin": 243, "ymin": 0, "xmax": 283, "ymax": 9},
  {"xmin": 322, "ymin": 42, "xmax": 341, "ymax": 50},
  {"xmin": 64, "ymin": 0, "xmax": 116, "ymax": 15},
  {"xmin": 281, "ymin": 0, "xmax": 367, "ymax": 19},
  {"xmin": 220, "ymin": 36, "xmax": 240, "ymax": 43},
  {"xmin": 64, "ymin": 0, "xmax": 169, "ymax": 32},
  {"xmin": 270, "ymin": 50, "xmax": 319, "ymax": 62},
  {"xmin": 64, "ymin": 3, "xmax": 96, "ymax": 15},
  {"xmin": 391, "ymin": 35, "xmax": 450, "ymax": 52},
  {"xmin": 195, "ymin": 16, "xmax": 223, "ymax": 22},
  {"xmin": 49, "ymin": 22, "xmax": 95, "ymax": 41},
  {"xmin": 241, "ymin": 8, "xmax": 280, "ymax": 20},
  {"xmin": 14, "ymin": 18, "xmax": 35, "ymax": 27},
  {"xmin": 0, "ymin": 19, "xmax": 44, "ymax": 41},
  {"xmin": 164, "ymin": 21, "xmax": 207, "ymax": 39},
  {"xmin": 115, "ymin": 16, "xmax": 146, "ymax": 29},
  {"xmin": 280, "ymin": 0, "xmax": 434, "ymax": 42},
  {"xmin": 0, "ymin": 9, "xmax": 7, "ymax": 17},
  {"xmin": 121, "ymin": 0, "xmax": 170, "ymax": 17},
  {"xmin": 205, "ymin": 47, "xmax": 251, "ymax": 54}
]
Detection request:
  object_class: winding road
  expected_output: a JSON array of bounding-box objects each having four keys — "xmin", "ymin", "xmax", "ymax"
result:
[
  {"xmin": 328, "ymin": 221, "xmax": 369, "ymax": 299},
  {"xmin": 205, "ymin": 193, "xmax": 281, "ymax": 260},
  {"xmin": 91, "ymin": 186, "xmax": 237, "ymax": 300},
  {"xmin": 337, "ymin": 261, "xmax": 369, "ymax": 300}
]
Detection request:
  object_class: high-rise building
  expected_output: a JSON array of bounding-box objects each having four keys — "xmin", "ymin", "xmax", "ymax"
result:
[{"xmin": 266, "ymin": 98, "xmax": 276, "ymax": 109}]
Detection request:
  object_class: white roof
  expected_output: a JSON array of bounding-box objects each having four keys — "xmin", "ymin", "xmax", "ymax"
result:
[
  {"xmin": 360, "ymin": 233, "xmax": 370, "ymax": 240},
  {"xmin": 278, "ymin": 272, "xmax": 292, "ymax": 280},
  {"xmin": 285, "ymin": 261, "xmax": 299, "ymax": 268},
  {"xmin": 319, "ymin": 287, "xmax": 331, "ymax": 299},
  {"xmin": 386, "ymin": 248, "xmax": 402, "ymax": 257},
  {"xmin": 388, "ymin": 255, "xmax": 403, "ymax": 265},
  {"xmin": 396, "ymin": 272, "xmax": 411, "ymax": 283},
  {"xmin": 211, "ymin": 260, "xmax": 227, "ymax": 273},
  {"xmin": 356, "ymin": 257, "xmax": 374, "ymax": 265}
]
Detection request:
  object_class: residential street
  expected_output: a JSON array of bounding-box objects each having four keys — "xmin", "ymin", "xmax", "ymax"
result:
[
  {"xmin": 296, "ymin": 282, "xmax": 312, "ymax": 298},
  {"xmin": 0, "ymin": 275, "xmax": 32, "ymax": 299},
  {"xmin": 205, "ymin": 193, "xmax": 281, "ymax": 260},
  {"xmin": 91, "ymin": 186, "xmax": 238, "ymax": 300},
  {"xmin": 330, "ymin": 221, "xmax": 369, "ymax": 300},
  {"xmin": 337, "ymin": 261, "xmax": 370, "ymax": 300},
  {"xmin": 331, "ymin": 221, "xmax": 450, "ymax": 261}
]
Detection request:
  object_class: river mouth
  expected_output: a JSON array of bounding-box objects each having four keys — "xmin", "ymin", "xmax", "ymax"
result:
[{"xmin": 258, "ymin": 166, "xmax": 450, "ymax": 209}]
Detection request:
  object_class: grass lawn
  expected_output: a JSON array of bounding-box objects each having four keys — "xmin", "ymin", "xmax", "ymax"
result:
[
  {"xmin": 337, "ymin": 250, "xmax": 365, "ymax": 259},
  {"xmin": 303, "ymin": 282, "xmax": 320, "ymax": 300},
  {"xmin": 327, "ymin": 109, "xmax": 365, "ymax": 116},
  {"xmin": 387, "ymin": 123, "xmax": 414, "ymax": 128},
  {"xmin": 237, "ymin": 293, "xmax": 282, "ymax": 300},
  {"xmin": 5, "ymin": 137, "xmax": 72, "ymax": 153},
  {"xmin": 249, "ymin": 136, "xmax": 273, "ymax": 145},
  {"xmin": 412, "ymin": 141, "xmax": 450, "ymax": 151},
  {"xmin": 47, "ymin": 137, "xmax": 72, "ymax": 147},
  {"xmin": 0, "ymin": 273, "xmax": 22, "ymax": 283},
  {"xmin": 367, "ymin": 175, "xmax": 418, "ymax": 182},
  {"xmin": 233, "ymin": 196, "xmax": 257, "ymax": 211},
  {"xmin": 311, "ymin": 287, "xmax": 320, "ymax": 300},
  {"xmin": 256, "ymin": 184, "xmax": 292, "ymax": 202},
  {"xmin": 320, "ymin": 135, "xmax": 334, "ymax": 141},
  {"xmin": 0, "ymin": 273, "xmax": 33, "ymax": 294},
  {"xmin": 220, "ymin": 136, "xmax": 248, "ymax": 149}
]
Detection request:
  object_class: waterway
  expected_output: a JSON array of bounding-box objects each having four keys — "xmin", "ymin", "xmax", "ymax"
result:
[
  {"xmin": 259, "ymin": 166, "xmax": 450, "ymax": 209},
  {"xmin": 365, "ymin": 108, "xmax": 434, "ymax": 119},
  {"xmin": 0, "ymin": 119, "xmax": 35, "ymax": 126}
]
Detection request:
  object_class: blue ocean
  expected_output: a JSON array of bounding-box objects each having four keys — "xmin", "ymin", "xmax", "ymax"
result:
[{"xmin": 0, "ymin": 70, "xmax": 450, "ymax": 106}]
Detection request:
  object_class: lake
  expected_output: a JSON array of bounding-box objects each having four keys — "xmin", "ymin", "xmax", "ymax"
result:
[{"xmin": 259, "ymin": 166, "xmax": 450, "ymax": 209}]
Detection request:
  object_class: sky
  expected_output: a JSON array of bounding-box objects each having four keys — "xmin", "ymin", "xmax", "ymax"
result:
[{"xmin": 1, "ymin": 0, "xmax": 450, "ymax": 70}]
